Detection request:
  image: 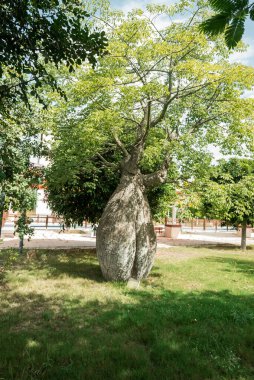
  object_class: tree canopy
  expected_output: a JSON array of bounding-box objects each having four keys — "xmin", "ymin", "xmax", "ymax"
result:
[
  {"xmin": 0, "ymin": 0, "xmax": 107, "ymax": 110},
  {"xmin": 185, "ymin": 158, "xmax": 254, "ymax": 249},
  {"xmin": 46, "ymin": 2, "xmax": 254, "ymax": 227}
]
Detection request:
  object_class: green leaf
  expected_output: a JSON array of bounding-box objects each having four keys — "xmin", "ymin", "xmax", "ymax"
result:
[
  {"xmin": 250, "ymin": 5, "xmax": 254, "ymax": 21},
  {"xmin": 233, "ymin": 0, "xmax": 249, "ymax": 9},
  {"xmin": 225, "ymin": 15, "xmax": 246, "ymax": 48},
  {"xmin": 200, "ymin": 13, "xmax": 230, "ymax": 36},
  {"xmin": 208, "ymin": 0, "xmax": 235, "ymax": 13}
]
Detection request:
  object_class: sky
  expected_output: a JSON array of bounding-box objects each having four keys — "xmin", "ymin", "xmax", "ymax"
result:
[{"xmin": 110, "ymin": 0, "xmax": 254, "ymax": 69}]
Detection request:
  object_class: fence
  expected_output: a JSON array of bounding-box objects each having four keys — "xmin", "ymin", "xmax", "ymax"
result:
[
  {"xmin": 154, "ymin": 218, "xmax": 233, "ymax": 235},
  {"xmin": 3, "ymin": 212, "xmax": 228, "ymax": 232},
  {"xmin": 182, "ymin": 219, "xmax": 222, "ymax": 231},
  {"xmin": 4, "ymin": 213, "xmax": 89, "ymax": 229}
]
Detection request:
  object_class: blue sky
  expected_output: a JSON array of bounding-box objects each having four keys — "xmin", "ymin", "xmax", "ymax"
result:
[{"xmin": 110, "ymin": 0, "xmax": 254, "ymax": 68}]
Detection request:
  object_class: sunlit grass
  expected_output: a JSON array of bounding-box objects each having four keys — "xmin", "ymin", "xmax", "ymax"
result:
[{"xmin": 0, "ymin": 246, "xmax": 254, "ymax": 380}]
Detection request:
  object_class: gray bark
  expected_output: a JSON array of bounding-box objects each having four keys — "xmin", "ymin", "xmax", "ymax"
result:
[
  {"xmin": 241, "ymin": 219, "xmax": 247, "ymax": 251},
  {"xmin": 19, "ymin": 236, "xmax": 24, "ymax": 255},
  {"xmin": 96, "ymin": 171, "xmax": 156, "ymax": 281}
]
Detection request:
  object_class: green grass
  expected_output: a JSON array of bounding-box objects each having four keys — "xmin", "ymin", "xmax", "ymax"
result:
[{"xmin": 0, "ymin": 246, "xmax": 254, "ymax": 380}]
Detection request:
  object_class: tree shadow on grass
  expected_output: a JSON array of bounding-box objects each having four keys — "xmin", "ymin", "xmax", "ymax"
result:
[
  {"xmin": 1, "ymin": 288, "xmax": 254, "ymax": 380},
  {"xmin": 203, "ymin": 244, "xmax": 254, "ymax": 252},
  {"xmin": 44, "ymin": 256, "xmax": 104, "ymax": 282},
  {"xmin": 204, "ymin": 256, "xmax": 254, "ymax": 278},
  {"xmin": 191, "ymin": 244, "xmax": 242, "ymax": 251},
  {"xmin": 0, "ymin": 248, "xmax": 105, "ymax": 283}
]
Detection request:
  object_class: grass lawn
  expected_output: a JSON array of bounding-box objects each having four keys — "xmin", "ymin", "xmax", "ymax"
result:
[{"xmin": 0, "ymin": 245, "xmax": 254, "ymax": 380}]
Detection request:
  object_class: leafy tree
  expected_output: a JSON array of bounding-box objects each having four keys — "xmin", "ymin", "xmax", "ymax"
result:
[
  {"xmin": 8, "ymin": 175, "xmax": 36, "ymax": 254},
  {"xmin": 0, "ymin": 105, "xmax": 46, "ymax": 251},
  {"xmin": 0, "ymin": 0, "xmax": 107, "ymax": 110},
  {"xmin": 46, "ymin": 2, "xmax": 254, "ymax": 281},
  {"xmin": 0, "ymin": 0, "xmax": 108, "ymax": 248},
  {"xmin": 193, "ymin": 158, "xmax": 254, "ymax": 250},
  {"xmin": 200, "ymin": 0, "xmax": 254, "ymax": 48},
  {"xmin": 46, "ymin": 155, "xmax": 120, "ymax": 225}
]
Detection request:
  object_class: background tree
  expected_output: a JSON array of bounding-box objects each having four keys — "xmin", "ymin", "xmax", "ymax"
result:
[
  {"xmin": 0, "ymin": 104, "xmax": 46, "ymax": 251},
  {"xmin": 200, "ymin": 0, "xmax": 254, "ymax": 48},
  {"xmin": 0, "ymin": 0, "xmax": 107, "ymax": 111},
  {"xmin": 0, "ymin": 0, "xmax": 108, "ymax": 241},
  {"xmin": 190, "ymin": 158, "xmax": 254, "ymax": 250},
  {"xmin": 46, "ymin": 2, "xmax": 254, "ymax": 281}
]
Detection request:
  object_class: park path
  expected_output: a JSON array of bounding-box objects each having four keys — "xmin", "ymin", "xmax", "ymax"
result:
[{"xmin": 0, "ymin": 230, "xmax": 252, "ymax": 250}]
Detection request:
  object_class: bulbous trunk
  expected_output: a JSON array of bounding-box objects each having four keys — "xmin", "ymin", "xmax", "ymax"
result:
[{"xmin": 96, "ymin": 172, "xmax": 156, "ymax": 281}]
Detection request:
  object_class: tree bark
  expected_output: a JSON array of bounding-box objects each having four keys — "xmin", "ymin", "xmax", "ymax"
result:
[
  {"xmin": 96, "ymin": 171, "xmax": 156, "ymax": 281},
  {"xmin": 0, "ymin": 192, "xmax": 5, "ymax": 239},
  {"xmin": 18, "ymin": 210, "xmax": 26, "ymax": 255},
  {"xmin": 241, "ymin": 218, "xmax": 247, "ymax": 251},
  {"xmin": 19, "ymin": 235, "xmax": 24, "ymax": 255}
]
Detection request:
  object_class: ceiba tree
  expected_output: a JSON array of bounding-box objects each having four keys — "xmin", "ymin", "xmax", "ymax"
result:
[{"xmin": 47, "ymin": 2, "xmax": 254, "ymax": 281}]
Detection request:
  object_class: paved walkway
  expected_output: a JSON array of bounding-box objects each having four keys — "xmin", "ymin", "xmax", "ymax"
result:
[
  {"xmin": 0, "ymin": 230, "xmax": 252, "ymax": 250},
  {"xmin": 0, "ymin": 231, "xmax": 96, "ymax": 249},
  {"xmin": 157, "ymin": 231, "xmax": 251, "ymax": 248}
]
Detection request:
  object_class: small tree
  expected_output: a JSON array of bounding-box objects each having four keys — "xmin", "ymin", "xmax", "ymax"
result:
[
  {"xmin": 0, "ymin": 104, "xmax": 46, "ymax": 252},
  {"xmin": 10, "ymin": 180, "xmax": 36, "ymax": 254},
  {"xmin": 194, "ymin": 159, "xmax": 254, "ymax": 250}
]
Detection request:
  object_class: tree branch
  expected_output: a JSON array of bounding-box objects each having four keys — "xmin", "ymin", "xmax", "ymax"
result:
[
  {"xmin": 97, "ymin": 153, "xmax": 117, "ymax": 168},
  {"xmin": 188, "ymin": 115, "xmax": 220, "ymax": 134},
  {"xmin": 178, "ymin": 78, "xmax": 223, "ymax": 100},
  {"xmin": 143, "ymin": 156, "xmax": 171, "ymax": 188},
  {"xmin": 112, "ymin": 132, "xmax": 130, "ymax": 158},
  {"xmin": 150, "ymin": 94, "xmax": 177, "ymax": 128}
]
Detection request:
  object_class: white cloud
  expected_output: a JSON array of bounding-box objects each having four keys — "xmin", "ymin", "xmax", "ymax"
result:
[
  {"xmin": 118, "ymin": 1, "xmax": 141, "ymax": 13},
  {"xmin": 229, "ymin": 41, "xmax": 254, "ymax": 67},
  {"xmin": 111, "ymin": 1, "xmax": 186, "ymax": 31},
  {"xmin": 242, "ymin": 89, "xmax": 254, "ymax": 99},
  {"xmin": 111, "ymin": 0, "xmax": 176, "ymax": 14}
]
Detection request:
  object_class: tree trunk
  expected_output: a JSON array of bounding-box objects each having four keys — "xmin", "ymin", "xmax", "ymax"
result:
[
  {"xmin": 96, "ymin": 171, "xmax": 156, "ymax": 281},
  {"xmin": 0, "ymin": 192, "xmax": 5, "ymax": 238},
  {"xmin": 19, "ymin": 235, "xmax": 24, "ymax": 255},
  {"xmin": 241, "ymin": 219, "xmax": 247, "ymax": 251},
  {"xmin": 18, "ymin": 210, "xmax": 26, "ymax": 255}
]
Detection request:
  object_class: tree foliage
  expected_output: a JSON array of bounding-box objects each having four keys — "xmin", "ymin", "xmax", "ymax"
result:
[
  {"xmin": 200, "ymin": 0, "xmax": 254, "ymax": 48},
  {"xmin": 208, "ymin": 158, "xmax": 254, "ymax": 225},
  {"xmin": 186, "ymin": 158, "xmax": 254, "ymax": 249},
  {"xmin": 0, "ymin": 0, "xmax": 107, "ymax": 110},
  {"xmin": 0, "ymin": 104, "xmax": 46, "ymax": 250}
]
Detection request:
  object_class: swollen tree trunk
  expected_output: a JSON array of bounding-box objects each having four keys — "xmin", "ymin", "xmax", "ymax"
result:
[
  {"xmin": 96, "ymin": 171, "xmax": 156, "ymax": 281},
  {"xmin": 241, "ymin": 218, "xmax": 247, "ymax": 251}
]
